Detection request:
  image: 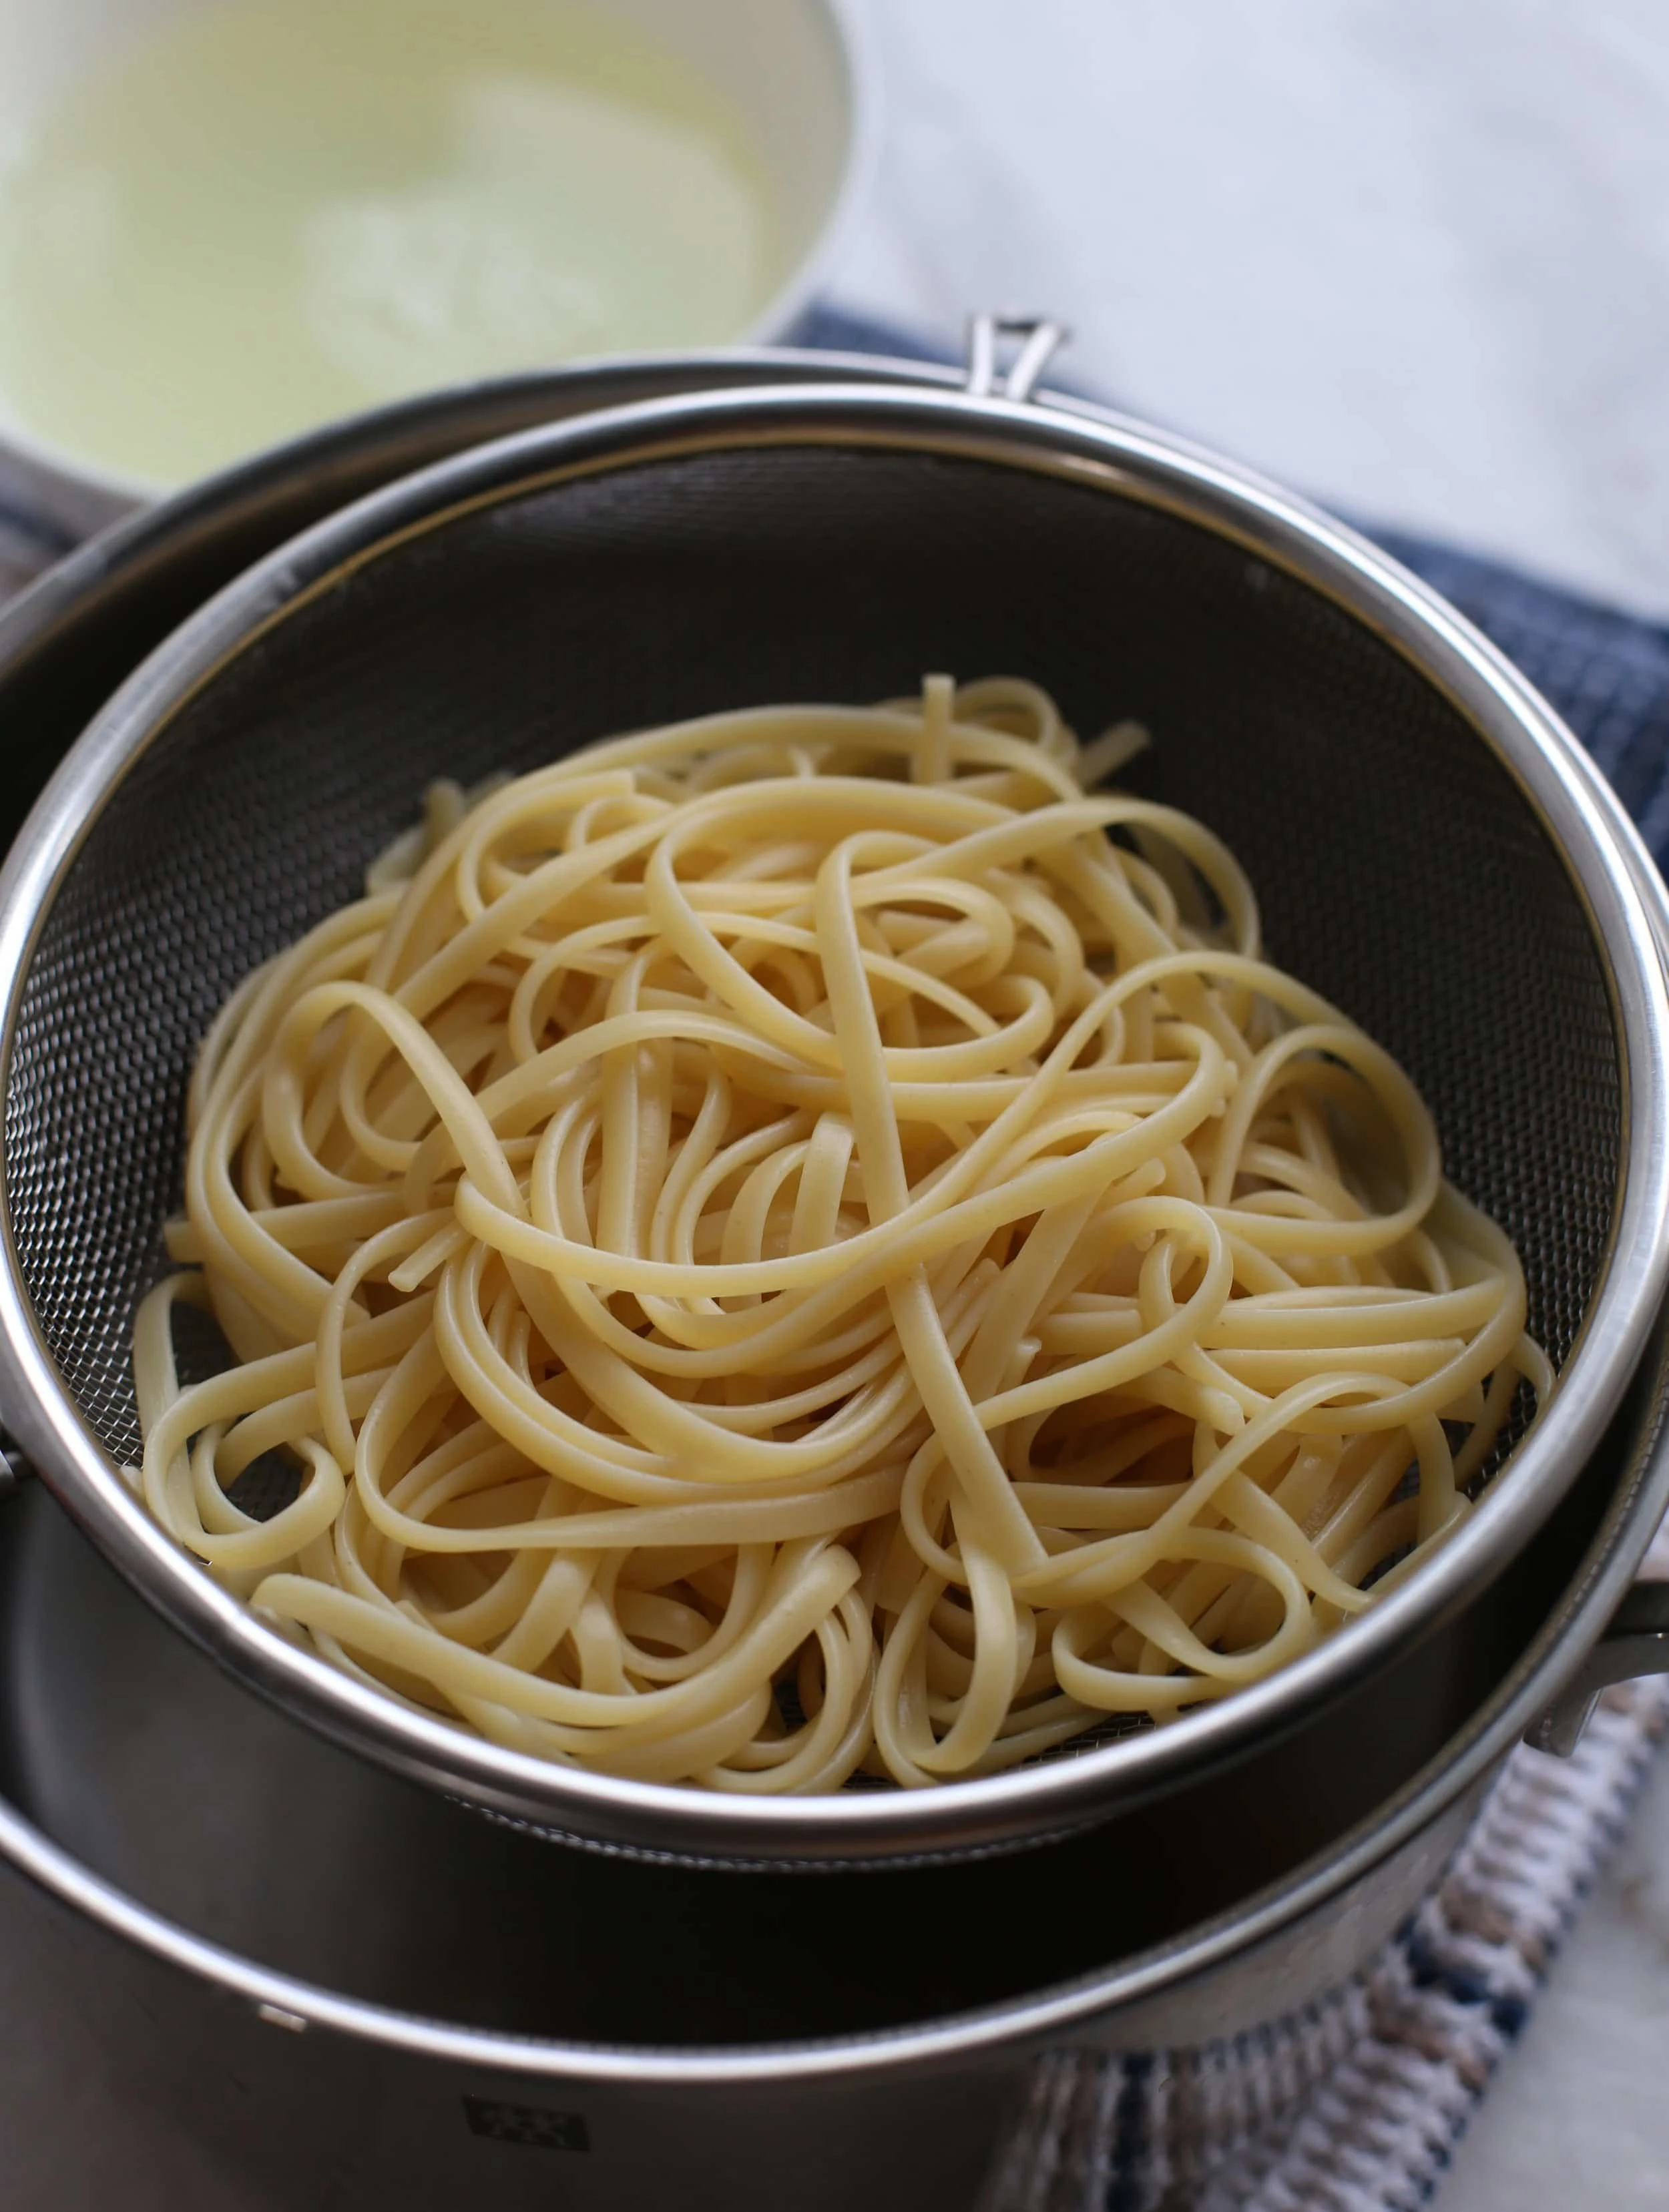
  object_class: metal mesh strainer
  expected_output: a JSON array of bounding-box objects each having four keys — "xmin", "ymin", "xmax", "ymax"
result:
[{"xmin": 1, "ymin": 364, "xmax": 1664, "ymax": 1864}]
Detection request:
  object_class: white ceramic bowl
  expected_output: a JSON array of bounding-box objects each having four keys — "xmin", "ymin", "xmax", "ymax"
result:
[{"xmin": 0, "ymin": 0, "xmax": 867, "ymax": 540}]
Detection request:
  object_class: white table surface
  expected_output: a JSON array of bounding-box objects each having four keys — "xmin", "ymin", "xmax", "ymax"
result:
[
  {"xmin": 826, "ymin": 4, "xmax": 1669, "ymax": 2201},
  {"xmin": 829, "ymin": 0, "xmax": 1669, "ymax": 621}
]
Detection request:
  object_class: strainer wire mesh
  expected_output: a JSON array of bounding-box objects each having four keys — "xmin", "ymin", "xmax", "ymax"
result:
[{"xmin": 2, "ymin": 438, "xmax": 1624, "ymax": 1784}]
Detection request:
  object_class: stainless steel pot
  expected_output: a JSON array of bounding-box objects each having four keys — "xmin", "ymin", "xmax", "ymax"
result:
[
  {"xmin": 1, "ymin": 327, "xmax": 1668, "ymax": 1866},
  {"xmin": 0, "ymin": 343, "xmax": 1667, "ymax": 2211}
]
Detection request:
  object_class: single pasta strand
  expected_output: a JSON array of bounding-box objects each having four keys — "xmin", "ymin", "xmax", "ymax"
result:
[{"xmin": 130, "ymin": 677, "xmax": 1545, "ymax": 1791}]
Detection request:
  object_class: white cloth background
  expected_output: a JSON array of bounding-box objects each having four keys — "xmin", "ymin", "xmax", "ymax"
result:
[{"xmin": 828, "ymin": 0, "xmax": 1669, "ymax": 619}]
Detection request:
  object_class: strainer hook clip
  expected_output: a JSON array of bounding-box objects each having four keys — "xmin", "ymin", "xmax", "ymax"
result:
[{"xmin": 965, "ymin": 312, "xmax": 1070, "ymax": 405}]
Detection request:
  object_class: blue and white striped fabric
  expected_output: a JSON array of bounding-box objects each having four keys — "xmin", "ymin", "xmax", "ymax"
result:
[{"xmin": 984, "ymin": 1677, "xmax": 1669, "ymax": 2212}]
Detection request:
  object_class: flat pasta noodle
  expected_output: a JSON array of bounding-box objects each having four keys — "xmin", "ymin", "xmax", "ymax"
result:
[{"xmin": 130, "ymin": 675, "xmax": 1549, "ymax": 1791}]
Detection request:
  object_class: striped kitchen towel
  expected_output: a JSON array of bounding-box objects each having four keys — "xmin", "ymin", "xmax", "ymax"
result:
[{"xmin": 983, "ymin": 1673, "xmax": 1669, "ymax": 2212}]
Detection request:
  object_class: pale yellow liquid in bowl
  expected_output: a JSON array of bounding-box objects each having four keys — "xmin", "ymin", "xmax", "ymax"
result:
[{"xmin": 0, "ymin": 0, "xmax": 777, "ymax": 488}]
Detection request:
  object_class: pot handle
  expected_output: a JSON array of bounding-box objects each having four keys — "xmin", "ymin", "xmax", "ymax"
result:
[
  {"xmin": 1526, "ymin": 1581, "xmax": 1669, "ymax": 1755},
  {"xmin": 964, "ymin": 312, "xmax": 1070, "ymax": 404}
]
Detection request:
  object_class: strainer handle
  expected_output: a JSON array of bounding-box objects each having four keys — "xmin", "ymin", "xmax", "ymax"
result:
[
  {"xmin": 1526, "ymin": 1580, "xmax": 1669, "ymax": 1755},
  {"xmin": 0, "ymin": 1386, "xmax": 1656, "ymax": 1747},
  {"xmin": 0, "ymin": 1379, "xmax": 1657, "ymax": 1743}
]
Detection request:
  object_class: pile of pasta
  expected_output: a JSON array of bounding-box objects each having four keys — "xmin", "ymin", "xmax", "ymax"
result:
[{"xmin": 132, "ymin": 677, "xmax": 1547, "ymax": 1791}]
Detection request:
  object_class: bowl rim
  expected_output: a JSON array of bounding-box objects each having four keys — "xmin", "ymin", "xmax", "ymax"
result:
[{"xmin": 1, "ymin": 372, "xmax": 1666, "ymax": 1864}]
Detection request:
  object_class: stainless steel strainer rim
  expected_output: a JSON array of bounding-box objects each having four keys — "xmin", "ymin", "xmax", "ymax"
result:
[{"xmin": 2, "ymin": 372, "xmax": 1665, "ymax": 1864}]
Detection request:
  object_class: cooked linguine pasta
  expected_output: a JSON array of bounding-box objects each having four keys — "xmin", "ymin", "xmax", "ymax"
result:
[{"xmin": 131, "ymin": 677, "xmax": 1547, "ymax": 1790}]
